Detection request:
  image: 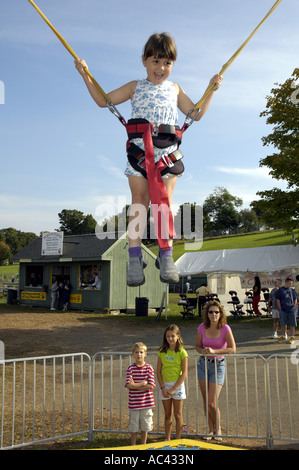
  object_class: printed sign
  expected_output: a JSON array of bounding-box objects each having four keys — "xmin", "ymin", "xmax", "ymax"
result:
[
  {"xmin": 21, "ymin": 291, "xmax": 47, "ymax": 301},
  {"xmin": 42, "ymin": 232, "xmax": 63, "ymax": 256}
]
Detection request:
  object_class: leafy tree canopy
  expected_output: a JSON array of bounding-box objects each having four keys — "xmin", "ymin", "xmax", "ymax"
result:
[{"xmin": 251, "ymin": 68, "xmax": 299, "ymax": 240}]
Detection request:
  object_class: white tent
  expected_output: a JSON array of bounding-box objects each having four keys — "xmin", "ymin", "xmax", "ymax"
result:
[
  {"xmin": 176, "ymin": 244, "xmax": 299, "ymax": 302},
  {"xmin": 175, "ymin": 245, "xmax": 299, "ymax": 276}
]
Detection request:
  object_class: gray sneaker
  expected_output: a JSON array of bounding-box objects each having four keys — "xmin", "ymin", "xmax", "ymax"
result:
[
  {"xmin": 127, "ymin": 256, "xmax": 147, "ymax": 287},
  {"xmin": 155, "ymin": 254, "xmax": 179, "ymax": 283}
]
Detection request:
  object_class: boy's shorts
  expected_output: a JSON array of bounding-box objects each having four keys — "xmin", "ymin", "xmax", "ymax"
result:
[
  {"xmin": 279, "ymin": 309, "xmax": 297, "ymax": 327},
  {"xmin": 129, "ymin": 408, "xmax": 153, "ymax": 433}
]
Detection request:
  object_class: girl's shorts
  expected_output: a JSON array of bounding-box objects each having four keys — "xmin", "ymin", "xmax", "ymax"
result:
[
  {"xmin": 124, "ymin": 159, "xmax": 183, "ymax": 179},
  {"xmin": 129, "ymin": 408, "xmax": 153, "ymax": 433},
  {"xmin": 158, "ymin": 381, "xmax": 186, "ymax": 400},
  {"xmin": 197, "ymin": 358, "xmax": 226, "ymax": 386}
]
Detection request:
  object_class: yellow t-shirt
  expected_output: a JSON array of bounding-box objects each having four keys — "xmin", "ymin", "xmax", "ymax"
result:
[
  {"xmin": 158, "ymin": 348, "xmax": 188, "ymax": 382},
  {"xmin": 196, "ymin": 286, "xmax": 209, "ymax": 296}
]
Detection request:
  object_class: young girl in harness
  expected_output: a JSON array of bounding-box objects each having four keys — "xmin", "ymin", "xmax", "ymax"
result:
[{"xmin": 75, "ymin": 33, "xmax": 222, "ymax": 287}]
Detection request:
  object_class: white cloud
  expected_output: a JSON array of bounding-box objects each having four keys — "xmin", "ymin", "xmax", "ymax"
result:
[{"xmin": 213, "ymin": 166, "xmax": 271, "ymax": 178}]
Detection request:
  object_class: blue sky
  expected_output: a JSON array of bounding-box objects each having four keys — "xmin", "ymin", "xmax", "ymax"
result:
[{"xmin": 0, "ymin": 0, "xmax": 298, "ymax": 235}]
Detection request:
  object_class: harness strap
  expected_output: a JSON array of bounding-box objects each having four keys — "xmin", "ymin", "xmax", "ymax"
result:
[
  {"xmin": 140, "ymin": 124, "xmax": 175, "ymax": 250},
  {"xmin": 127, "ymin": 120, "xmax": 182, "ymax": 138},
  {"xmin": 127, "ymin": 142, "xmax": 183, "ymax": 174}
]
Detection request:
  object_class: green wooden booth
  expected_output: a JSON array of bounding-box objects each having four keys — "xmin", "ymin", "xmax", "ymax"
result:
[{"xmin": 12, "ymin": 233, "xmax": 165, "ymax": 312}]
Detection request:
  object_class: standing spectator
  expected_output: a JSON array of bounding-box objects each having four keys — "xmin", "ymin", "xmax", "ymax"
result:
[
  {"xmin": 268, "ymin": 278, "xmax": 282, "ymax": 338},
  {"xmin": 294, "ymin": 275, "xmax": 299, "ymax": 319},
  {"xmin": 157, "ymin": 325, "xmax": 188, "ymax": 441},
  {"xmin": 196, "ymin": 283, "xmax": 209, "ymax": 316},
  {"xmin": 276, "ymin": 277, "xmax": 297, "ymax": 344},
  {"xmin": 195, "ymin": 300, "xmax": 236, "ymax": 440},
  {"xmin": 56, "ymin": 282, "xmax": 63, "ymax": 310},
  {"xmin": 252, "ymin": 276, "xmax": 262, "ymax": 317},
  {"xmin": 62, "ymin": 279, "xmax": 71, "ymax": 311},
  {"xmin": 50, "ymin": 279, "xmax": 58, "ymax": 311},
  {"xmin": 125, "ymin": 342, "xmax": 155, "ymax": 445}
]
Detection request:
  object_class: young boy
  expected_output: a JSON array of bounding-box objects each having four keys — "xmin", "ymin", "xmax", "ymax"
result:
[{"xmin": 125, "ymin": 342, "xmax": 156, "ymax": 445}]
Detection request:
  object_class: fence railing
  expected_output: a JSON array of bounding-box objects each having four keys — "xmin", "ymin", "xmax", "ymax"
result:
[{"xmin": 1, "ymin": 352, "xmax": 298, "ymax": 449}]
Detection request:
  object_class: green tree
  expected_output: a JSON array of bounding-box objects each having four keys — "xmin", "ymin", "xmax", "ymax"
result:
[
  {"xmin": 203, "ymin": 187, "xmax": 242, "ymax": 235},
  {"xmin": 238, "ymin": 209, "xmax": 259, "ymax": 233},
  {"xmin": 251, "ymin": 68, "xmax": 299, "ymax": 240},
  {"xmin": 0, "ymin": 241, "xmax": 11, "ymax": 264},
  {"xmin": 0, "ymin": 228, "xmax": 37, "ymax": 255},
  {"xmin": 57, "ymin": 209, "xmax": 97, "ymax": 235}
]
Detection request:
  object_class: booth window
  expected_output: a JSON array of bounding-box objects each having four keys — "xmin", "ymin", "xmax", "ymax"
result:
[
  {"xmin": 25, "ymin": 265, "xmax": 43, "ymax": 287},
  {"xmin": 79, "ymin": 264, "xmax": 102, "ymax": 290},
  {"xmin": 52, "ymin": 264, "xmax": 70, "ymax": 284}
]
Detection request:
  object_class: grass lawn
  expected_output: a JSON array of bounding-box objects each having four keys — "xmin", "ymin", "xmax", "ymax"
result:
[
  {"xmin": 1, "ymin": 228, "xmax": 297, "ymax": 278},
  {"xmin": 0, "ymin": 264, "xmax": 19, "ymax": 276},
  {"xmin": 149, "ymin": 229, "xmax": 297, "ymax": 261}
]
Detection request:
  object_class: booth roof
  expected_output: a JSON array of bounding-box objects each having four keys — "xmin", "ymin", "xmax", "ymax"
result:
[
  {"xmin": 12, "ymin": 232, "xmax": 126, "ymax": 262},
  {"xmin": 175, "ymin": 244, "xmax": 299, "ymax": 276}
]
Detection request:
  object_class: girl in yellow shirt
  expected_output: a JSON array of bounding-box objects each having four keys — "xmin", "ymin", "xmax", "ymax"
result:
[{"xmin": 157, "ymin": 324, "xmax": 188, "ymax": 440}]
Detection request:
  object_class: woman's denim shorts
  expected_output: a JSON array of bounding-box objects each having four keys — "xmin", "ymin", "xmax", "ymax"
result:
[{"xmin": 197, "ymin": 357, "xmax": 226, "ymax": 385}]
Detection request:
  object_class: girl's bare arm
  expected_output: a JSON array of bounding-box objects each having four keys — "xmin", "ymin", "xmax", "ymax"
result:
[{"xmin": 74, "ymin": 58, "xmax": 136, "ymax": 107}]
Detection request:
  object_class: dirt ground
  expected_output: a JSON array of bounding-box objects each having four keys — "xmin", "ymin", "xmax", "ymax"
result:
[
  {"xmin": 0, "ymin": 305, "xmax": 298, "ymax": 451},
  {"xmin": 0, "ymin": 305, "xmax": 295, "ymax": 359}
]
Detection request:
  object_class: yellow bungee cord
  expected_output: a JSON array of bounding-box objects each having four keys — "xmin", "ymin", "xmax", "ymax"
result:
[
  {"xmin": 183, "ymin": 0, "xmax": 283, "ymax": 128},
  {"xmin": 27, "ymin": 0, "xmax": 283, "ymax": 129},
  {"xmin": 27, "ymin": 0, "xmax": 126, "ymax": 124}
]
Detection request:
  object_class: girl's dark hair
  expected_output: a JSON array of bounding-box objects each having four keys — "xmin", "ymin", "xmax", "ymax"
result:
[
  {"xmin": 143, "ymin": 32, "xmax": 177, "ymax": 61},
  {"xmin": 202, "ymin": 300, "xmax": 227, "ymax": 330},
  {"xmin": 159, "ymin": 324, "xmax": 183, "ymax": 353},
  {"xmin": 254, "ymin": 276, "xmax": 261, "ymax": 287}
]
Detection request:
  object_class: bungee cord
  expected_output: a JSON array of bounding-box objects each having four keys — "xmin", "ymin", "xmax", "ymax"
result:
[
  {"xmin": 27, "ymin": 0, "xmax": 126, "ymax": 126},
  {"xmin": 182, "ymin": 0, "xmax": 283, "ymax": 130}
]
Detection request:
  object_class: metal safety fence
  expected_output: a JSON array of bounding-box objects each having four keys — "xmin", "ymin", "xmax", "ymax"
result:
[{"xmin": 1, "ymin": 352, "xmax": 298, "ymax": 449}]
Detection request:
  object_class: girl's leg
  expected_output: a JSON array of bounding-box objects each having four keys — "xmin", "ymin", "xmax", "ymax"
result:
[
  {"xmin": 127, "ymin": 176, "xmax": 150, "ymax": 286},
  {"xmin": 162, "ymin": 175, "xmax": 177, "ymax": 248},
  {"xmin": 207, "ymin": 382, "xmax": 223, "ymax": 436},
  {"xmin": 128, "ymin": 175, "xmax": 150, "ymax": 248},
  {"xmin": 162, "ymin": 399, "xmax": 173, "ymax": 441},
  {"xmin": 156, "ymin": 175, "xmax": 179, "ymax": 283},
  {"xmin": 172, "ymin": 399, "xmax": 184, "ymax": 439},
  {"xmin": 198, "ymin": 380, "xmax": 214, "ymax": 436},
  {"xmin": 252, "ymin": 295, "xmax": 261, "ymax": 316}
]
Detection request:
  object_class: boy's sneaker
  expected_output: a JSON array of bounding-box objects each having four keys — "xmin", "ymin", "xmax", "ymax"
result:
[
  {"xmin": 271, "ymin": 332, "xmax": 278, "ymax": 339},
  {"xmin": 155, "ymin": 254, "xmax": 179, "ymax": 283},
  {"xmin": 127, "ymin": 256, "xmax": 147, "ymax": 287},
  {"xmin": 277, "ymin": 335, "xmax": 287, "ymax": 342}
]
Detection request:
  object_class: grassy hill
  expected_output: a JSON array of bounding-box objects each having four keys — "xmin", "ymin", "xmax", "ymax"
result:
[
  {"xmin": 0, "ymin": 230, "xmax": 297, "ymax": 276},
  {"xmin": 148, "ymin": 229, "xmax": 298, "ymax": 261}
]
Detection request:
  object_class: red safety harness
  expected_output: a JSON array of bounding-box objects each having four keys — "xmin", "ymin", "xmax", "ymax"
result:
[
  {"xmin": 125, "ymin": 119, "xmax": 186, "ymax": 249},
  {"xmin": 105, "ymin": 105, "xmax": 195, "ymax": 250}
]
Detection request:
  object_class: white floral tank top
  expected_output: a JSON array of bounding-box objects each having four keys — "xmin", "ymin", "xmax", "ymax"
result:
[{"xmin": 129, "ymin": 79, "xmax": 179, "ymax": 162}]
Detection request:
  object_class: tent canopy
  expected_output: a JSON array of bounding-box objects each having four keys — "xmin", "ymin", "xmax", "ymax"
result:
[{"xmin": 175, "ymin": 245, "xmax": 299, "ymax": 276}]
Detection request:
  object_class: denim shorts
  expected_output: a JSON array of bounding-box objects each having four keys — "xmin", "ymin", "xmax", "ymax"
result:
[
  {"xmin": 197, "ymin": 358, "xmax": 226, "ymax": 385},
  {"xmin": 279, "ymin": 309, "xmax": 297, "ymax": 327}
]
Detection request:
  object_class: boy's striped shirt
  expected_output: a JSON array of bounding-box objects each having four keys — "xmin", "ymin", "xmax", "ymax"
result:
[{"xmin": 125, "ymin": 363, "xmax": 156, "ymax": 410}]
